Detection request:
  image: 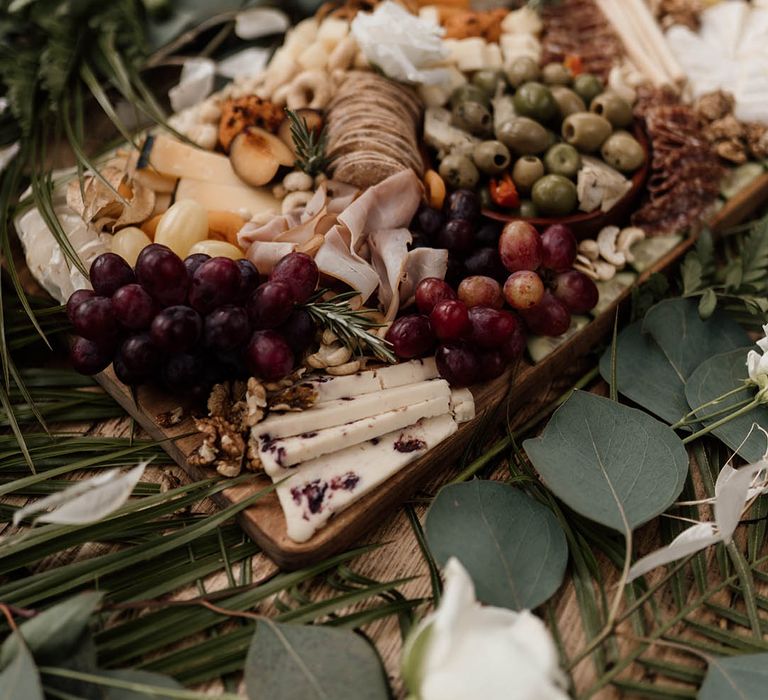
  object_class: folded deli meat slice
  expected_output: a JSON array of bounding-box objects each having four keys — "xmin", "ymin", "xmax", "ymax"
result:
[{"xmin": 273, "ymin": 415, "xmax": 459, "ymax": 543}]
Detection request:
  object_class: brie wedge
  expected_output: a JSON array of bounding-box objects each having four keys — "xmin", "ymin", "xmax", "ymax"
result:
[{"xmin": 274, "ymin": 414, "xmax": 458, "ymax": 542}]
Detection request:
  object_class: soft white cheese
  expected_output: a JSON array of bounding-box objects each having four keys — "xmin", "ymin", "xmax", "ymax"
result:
[
  {"xmin": 274, "ymin": 414, "xmax": 458, "ymax": 542},
  {"xmin": 303, "ymin": 358, "xmax": 440, "ymax": 404},
  {"xmin": 255, "ymin": 379, "xmax": 451, "ymax": 441},
  {"xmin": 260, "ymin": 395, "xmax": 451, "ymax": 475},
  {"xmin": 450, "ymin": 388, "xmax": 476, "ymax": 424}
]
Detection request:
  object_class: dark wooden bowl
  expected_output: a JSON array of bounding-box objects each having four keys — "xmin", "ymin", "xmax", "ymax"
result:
[{"xmin": 481, "ymin": 124, "xmax": 650, "ymax": 239}]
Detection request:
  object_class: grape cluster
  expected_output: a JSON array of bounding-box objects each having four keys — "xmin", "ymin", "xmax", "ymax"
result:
[
  {"xmin": 386, "ymin": 277, "xmax": 526, "ymax": 387},
  {"xmin": 67, "ymin": 246, "xmax": 320, "ymax": 398}
]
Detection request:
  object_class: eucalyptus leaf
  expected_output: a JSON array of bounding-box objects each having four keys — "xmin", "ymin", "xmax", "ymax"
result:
[
  {"xmin": 642, "ymin": 298, "xmax": 749, "ymax": 379},
  {"xmin": 424, "ymin": 481, "xmax": 568, "ymax": 610},
  {"xmin": 699, "ymin": 653, "xmax": 768, "ymax": 699},
  {"xmin": 685, "ymin": 347, "xmax": 768, "ymax": 462},
  {"xmin": 12, "ymin": 462, "xmax": 147, "ymax": 526},
  {"xmin": 42, "ymin": 631, "xmax": 101, "ymax": 700},
  {"xmin": 599, "ymin": 322, "xmax": 689, "ymax": 426},
  {"xmin": 0, "ymin": 591, "xmax": 102, "ymax": 668},
  {"xmin": 244, "ymin": 620, "xmax": 390, "ymax": 700},
  {"xmin": 524, "ymin": 391, "xmax": 688, "ymax": 533},
  {"xmin": 0, "ymin": 636, "xmax": 43, "ymax": 700}
]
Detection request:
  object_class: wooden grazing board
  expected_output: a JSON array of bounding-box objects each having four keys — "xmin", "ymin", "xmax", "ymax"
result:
[{"xmin": 94, "ymin": 180, "xmax": 768, "ymax": 569}]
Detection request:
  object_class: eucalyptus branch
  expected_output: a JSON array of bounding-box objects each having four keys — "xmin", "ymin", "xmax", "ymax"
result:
[{"xmin": 682, "ymin": 399, "xmax": 761, "ymax": 445}]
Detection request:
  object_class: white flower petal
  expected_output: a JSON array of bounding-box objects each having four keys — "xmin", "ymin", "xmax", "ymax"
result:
[
  {"xmin": 217, "ymin": 48, "xmax": 271, "ymax": 80},
  {"xmin": 235, "ymin": 7, "xmax": 290, "ymax": 40},
  {"xmin": 168, "ymin": 58, "xmax": 216, "ymax": 113},
  {"xmin": 628, "ymin": 522, "xmax": 720, "ymax": 582}
]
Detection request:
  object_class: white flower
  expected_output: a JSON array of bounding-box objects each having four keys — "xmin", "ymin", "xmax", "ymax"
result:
[
  {"xmin": 351, "ymin": 1, "xmax": 451, "ymax": 86},
  {"xmin": 746, "ymin": 323, "xmax": 768, "ymax": 400},
  {"xmin": 401, "ymin": 558, "xmax": 568, "ymax": 700}
]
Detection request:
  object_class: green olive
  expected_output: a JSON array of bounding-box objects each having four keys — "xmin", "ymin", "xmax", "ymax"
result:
[
  {"xmin": 439, "ymin": 153, "xmax": 480, "ymax": 190},
  {"xmin": 561, "ymin": 112, "xmax": 613, "ymax": 152},
  {"xmin": 450, "ymin": 84, "xmax": 490, "ymax": 109},
  {"xmin": 472, "ymin": 70, "xmax": 506, "ymax": 98},
  {"xmin": 572, "ymin": 73, "xmax": 604, "ymax": 105},
  {"xmin": 550, "ymin": 86, "xmax": 586, "ymax": 119},
  {"xmin": 513, "ymin": 82, "xmax": 558, "ymax": 123},
  {"xmin": 519, "ymin": 199, "xmax": 539, "ymax": 218},
  {"xmin": 542, "ymin": 62, "xmax": 572, "ymax": 85},
  {"xmin": 543, "ymin": 143, "xmax": 582, "ymax": 179},
  {"xmin": 452, "ymin": 101, "xmax": 493, "ymax": 137},
  {"xmin": 590, "ymin": 91, "xmax": 633, "ymax": 128},
  {"xmin": 512, "ymin": 156, "xmax": 545, "ymax": 192},
  {"xmin": 473, "ymin": 140, "xmax": 512, "ymax": 175},
  {"xmin": 544, "ymin": 129, "xmax": 558, "ymax": 150},
  {"xmin": 505, "ymin": 57, "xmax": 541, "ymax": 88},
  {"xmin": 601, "ymin": 130, "xmax": 645, "ymax": 172},
  {"xmin": 496, "ymin": 117, "xmax": 549, "ymax": 155},
  {"xmin": 532, "ymin": 174, "xmax": 578, "ymax": 216},
  {"xmin": 479, "ymin": 186, "xmax": 494, "ymax": 211}
]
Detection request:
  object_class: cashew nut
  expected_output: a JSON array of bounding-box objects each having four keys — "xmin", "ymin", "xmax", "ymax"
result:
[
  {"xmin": 616, "ymin": 226, "xmax": 646, "ymax": 264},
  {"xmin": 327, "ymin": 360, "xmax": 362, "ymax": 376},
  {"xmin": 281, "ymin": 190, "xmax": 314, "ymax": 214},
  {"xmin": 283, "ymin": 171, "xmax": 314, "ymax": 192},
  {"xmin": 307, "ymin": 342, "xmax": 353, "ymax": 369},
  {"xmin": 574, "ymin": 255, "xmax": 617, "ymax": 282},
  {"xmin": 328, "ymin": 36, "xmax": 358, "ymax": 71},
  {"xmin": 578, "ymin": 239, "xmax": 600, "ymax": 261},
  {"xmin": 272, "ymin": 183, "xmax": 287, "ymax": 200},
  {"xmin": 596, "ymin": 226, "xmax": 626, "ymax": 268},
  {"xmin": 285, "ymin": 71, "xmax": 332, "ymax": 110}
]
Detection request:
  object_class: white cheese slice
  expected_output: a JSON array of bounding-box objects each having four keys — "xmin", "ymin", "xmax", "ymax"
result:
[
  {"xmin": 255, "ymin": 379, "xmax": 451, "ymax": 441},
  {"xmin": 260, "ymin": 394, "xmax": 451, "ymax": 475},
  {"xmin": 303, "ymin": 358, "xmax": 439, "ymax": 404},
  {"xmin": 175, "ymin": 178, "xmax": 280, "ymax": 221},
  {"xmin": 274, "ymin": 414, "xmax": 458, "ymax": 542},
  {"xmin": 450, "ymin": 388, "xmax": 476, "ymax": 424}
]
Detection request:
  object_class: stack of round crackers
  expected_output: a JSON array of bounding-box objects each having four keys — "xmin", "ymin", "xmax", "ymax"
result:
[{"xmin": 326, "ymin": 71, "xmax": 424, "ymax": 188}]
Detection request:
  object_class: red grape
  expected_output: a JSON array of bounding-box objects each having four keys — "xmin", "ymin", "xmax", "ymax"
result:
[
  {"xmin": 468, "ymin": 307, "xmax": 519, "ymax": 348},
  {"xmin": 119, "ymin": 334, "xmax": 162, "ymax": 382},
  {"xmin": 204, "ymin": 305, "xmax": 251, "ymax": 351},
  {"xmin": 237, "ymin": 259, "xmax": 260, "ymax": 300},
  {"xmin": 66, "ymin": 289, "xmax": 95, "ymax": 323},
  {"xmin": 111, "ymin": 284, "xmax": 156, "ymax": 330},
  {"xmin": 136, "ymin": 244, "xmax": 188, "ymax": 306},
  {"xmin": 247, "ymin": 330, "xmax": 294, "ymax": 381},
  {"xmin": 89, "ymin": 253, "xmax": 136, "ymax": 297},
  {"xmin": 113, "ymin": 352, "xmax": 139, "ymax": 386},
  {"xmin": 279, "ymin": 309, "xmax": 317, "ymax": 357},
  {"xmin": 430, "ymin": 300, "xmax": 470, "ymax": 341},
  {"xmin": 150, "ymin": 305, "xmax": 202, "ymax": 353},
  {"xmin": 503, "ymin": 271, "xmax": 545, "ymax": 310},
  {"xmin": 498, "ymin": 221, "xmax": 543, "ymax": 272},
  {"xmin": 458, "ymin": 276, "xmax": 503, "ymax": 309},
  {"xmin": 520, "ymin": 292, "xmax": 571, "ymax": 336},
  {"xmin": 386, "ymin": 315, "xmax": 435, "ymax": 359},
  {"xmin": 437, "ymin": 219, "xmax": 474, "ymax": 253},
  {"xmin": 416, "ymin": 205, "xmax": 444, "ymax": 237},
  {"xmin": 552, "ymin": 270, "xmax": 599, "ymax": 313},
  {"xmin": 415, "ymin": 278, "xmax": 457, "ymax": 314},
  {"xmin": 270, "ymin": 252, "xmax": 318, "ymax": 303},
  {"xmin": 541, "ymin": 224, "xmax": 577, "ymax": 272},
  {"xmin": 162, "ymin": 353, "xmax": 205, "ymax": 393},
  {"xmin": 248, "ymin": 281, "xmax": 295, "ymax": 329},
  {"xmin": 189, "ymin": 257, "xmax": 241, "ymax": 314},
  {"xmin": 71, "ymin": 297, "xmax": 119, "ymax": 343},
  {"xmin": 435, "ymin": 342, "xmax": 479, "ymax": 386},
  {"xmin": 184, "ymin": 253, "xmax": 211, "ymax": 278},
  {"xmin": 475, "ymin": 221, "xmax": 502, "ymax": 248},
  {"xmin": 477, "ymin": 349, "xmax": 506, "ymax": 381},
  {"xmin": 464, "ymin": 247, "xmax": 507, "ymax": 281},
  {"xmin": 69, "ymin": 336, "xmax": 112, "ymax": 375},
  {"xmin": 501, "ymin": 321, "xmax": 527, "ymax": 361},
  {"xmin": 446, "ymin": 189, "xmax": 480, "ymax": 221}
]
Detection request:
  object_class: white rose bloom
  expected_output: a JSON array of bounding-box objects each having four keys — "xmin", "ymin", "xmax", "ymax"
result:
[
  {"xmin": 747, "ymin": 323, "xmax": 768, "ymax": 398},
  {"xmin": 402, "ymin": 558, "xmax": 569, "ymax": 700}
]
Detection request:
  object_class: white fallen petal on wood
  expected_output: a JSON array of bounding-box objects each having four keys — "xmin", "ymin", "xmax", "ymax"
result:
[
  {"xmin": 628, "ymin": 522, "xmax": 720, "ymax": 582},
  {"xmin": 13, "ymin": 462, "xmax": 148, "ymax": 526}
]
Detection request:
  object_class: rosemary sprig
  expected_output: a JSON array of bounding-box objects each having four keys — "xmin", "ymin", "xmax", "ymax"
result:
[
  {"xmin": 302, "ymin": 290, "xmax": 396, "ymax": 364},
  {"xmin": 285, "ymin": 108, "xmax": 327, "ymax": 177}
]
